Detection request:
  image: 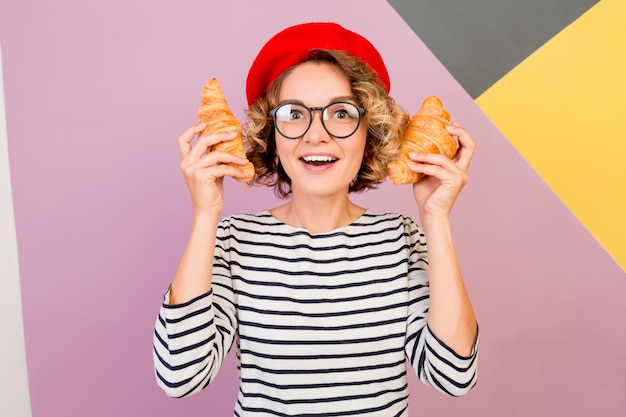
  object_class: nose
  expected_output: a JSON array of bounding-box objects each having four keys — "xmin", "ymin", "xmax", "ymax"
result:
[{"xmin": 304, "ymin": 109, "xmax": 330, "ymax": 143}]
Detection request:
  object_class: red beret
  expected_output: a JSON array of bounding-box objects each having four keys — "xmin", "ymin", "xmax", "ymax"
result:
[{"xmin": 246, "ymin": 22, "xmax": 390, "ymax": 106}]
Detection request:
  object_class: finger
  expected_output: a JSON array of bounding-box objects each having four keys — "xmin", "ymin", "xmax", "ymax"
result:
[
  {"xmin": 408, "ymin": 160, "xmax": 468, "ymax": 188},
  {"xmin": 187, "ymin": 161, "xmax": 251, "ymax": 184},
  {"xmin": 187, "ymin": 150, "xmax": 249, "ymax": 171},
  {"xmin": 408, "ymin": 153, "xmax": 467, "ymax": 190},
  {"xmin": 408, "ymin": 152, "xmax": 464, "ymax": 175},
  {"xmin": 181, "ymin": 150, "xmax": 250, "ymax": 185},
  {"xmin": 177, "ymin": 123, "xmax": 207, "ymax": 160},
  {"xmin": 185, "ymin": 131, "xmax": 238, "ymax": 163},
  {"xmin": 446, "ymin": 123, "xmax": 476, "ymax": 172}
]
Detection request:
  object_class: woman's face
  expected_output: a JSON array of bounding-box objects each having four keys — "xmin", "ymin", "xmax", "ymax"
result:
[{"xmin": 274, "ymin": 61, "xmax": 367, "ymax": 199}]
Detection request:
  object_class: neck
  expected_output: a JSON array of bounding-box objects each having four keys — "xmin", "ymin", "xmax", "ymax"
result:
[{"xmin": 271, "ymin": 192, "xmax": 365, "ymax": 234}]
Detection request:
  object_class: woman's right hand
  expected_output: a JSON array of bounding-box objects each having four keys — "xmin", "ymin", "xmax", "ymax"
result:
[{"xmin": 177, "ymin": 123, "xmax": 250, "ymax": 216}]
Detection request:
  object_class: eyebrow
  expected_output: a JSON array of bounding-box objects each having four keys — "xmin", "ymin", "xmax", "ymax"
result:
[{"xmin": 277, "ymin": 96, "xmax": 357, "ymax": 106}]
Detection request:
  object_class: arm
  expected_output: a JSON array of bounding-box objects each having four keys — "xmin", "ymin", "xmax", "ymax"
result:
[
  {"xmin": 404, "ymin": 219, "xmax": 478, "ymax": 397},
  {"xmin": 421, "ymin": 215, "xmax": 477, "ymax": 356},
  {"xmin": 409, "ymin": 123, "xmax": 478, "ymax": 355},
  {"xmin": 152, "ymin": 124, "xmax": 249, "ymax": 397},
  {"xmin": 153, "ymin": 225, "xmax": 238, "ymax": 398},
  {"xmin": 170, "ymin": 123, "xmax": 250, "ymax": 304}
]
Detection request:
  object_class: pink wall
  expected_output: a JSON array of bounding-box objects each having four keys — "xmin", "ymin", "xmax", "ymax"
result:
[{"xmin": 1, "ymin": 1, "xmax": 624, "ymax": 416}]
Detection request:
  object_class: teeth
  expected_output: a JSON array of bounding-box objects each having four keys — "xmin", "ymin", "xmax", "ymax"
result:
[{"xmin": 302, "ymin": 155, "xmax": 336, "ymax": 162}]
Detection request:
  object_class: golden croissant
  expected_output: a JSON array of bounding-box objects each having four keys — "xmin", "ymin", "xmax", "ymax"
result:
[
  {"xmin": 197, "ymin": 78, "xmax": 255, "ymax": 182},
  {"xmin": 387, "ymin": 96, "xmax": 457, "ymax": 185}
]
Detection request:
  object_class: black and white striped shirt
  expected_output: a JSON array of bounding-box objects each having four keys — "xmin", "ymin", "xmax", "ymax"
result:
[{"xmin": 154, "ymin": 211, "xmax": 478, "ymax": 416}]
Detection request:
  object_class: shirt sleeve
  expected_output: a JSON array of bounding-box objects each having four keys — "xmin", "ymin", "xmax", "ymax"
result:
[
  {"xmin": 402, "ymin": 217, "xmax": 479, "ymax": 396},
  {"xmin": 152, "ymin": 219, "xmax": 238, "ymax": 398}
]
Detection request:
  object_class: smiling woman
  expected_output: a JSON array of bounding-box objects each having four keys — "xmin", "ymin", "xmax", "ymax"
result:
[
  {"xmin": 246, "ymin": 48, "xmax": 406, "ymax": 199},
  {"xmin": 268, "ymin": 61, "xmax": 370, "ymax": 203},
  {"xmin": 153, "ymin": 21, "xmax": 479, "ymax": 416}
]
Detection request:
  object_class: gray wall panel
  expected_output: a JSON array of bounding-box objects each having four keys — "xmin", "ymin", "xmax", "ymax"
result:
[{"xmin": 387, "ymin": 0, "xmax": 599, "ymax": 97}]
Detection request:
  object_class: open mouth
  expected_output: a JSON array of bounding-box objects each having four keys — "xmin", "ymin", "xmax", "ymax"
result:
[{"xmin": 301, "ymin": 155, "xmax": 338, "ymax": 166}]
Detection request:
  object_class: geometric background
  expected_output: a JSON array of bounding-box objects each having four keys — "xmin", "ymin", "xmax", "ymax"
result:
[
  {"xmin": 475, "ymin": 0, "xmax": 626, "ymax": 271},
  {"xmin": 389, "ymin": 0, "xmax": 601, "ymax": 98},
  {"xmin": 390, "ymin": 0, "xmax": 625, "ymax": 270},
  {"xmin": 1, "ymin": 1, "xmax": 624, "ymax": 416}
]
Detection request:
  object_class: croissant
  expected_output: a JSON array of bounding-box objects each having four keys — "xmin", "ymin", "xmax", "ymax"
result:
[
  {"xmin": 197, "ymin": 78, "xmax": 255, "ymax": 182},
  {"xmin": 387, "ymin": 96, "xmax": 457, "ymax": 185}
]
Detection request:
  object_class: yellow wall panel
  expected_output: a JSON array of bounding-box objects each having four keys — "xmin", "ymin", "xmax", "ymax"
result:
[{"xmin": 476, "ymin": 0, "xmax": 626, "ymax": 271}]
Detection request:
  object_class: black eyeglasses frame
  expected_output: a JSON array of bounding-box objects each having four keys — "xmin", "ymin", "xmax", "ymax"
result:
[{"xmin": 269, "ymin": 101, "xmax": 365, "ymax": 139}]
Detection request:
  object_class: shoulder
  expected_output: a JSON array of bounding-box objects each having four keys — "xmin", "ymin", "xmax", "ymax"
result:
[
  {"xmin": 220, "ymin": 211, "xmax": 274, "ymax": 226},
  {"xmin": 217, "ymin": 211, "xmax": 281, "ymax": 235},
  {"xmin": 357, "ymin": 211, "xmax": 424, "ymax": 245},
  {"xmin": 357, "ymin": 210, "xmax": 419, "ymax": 230}
]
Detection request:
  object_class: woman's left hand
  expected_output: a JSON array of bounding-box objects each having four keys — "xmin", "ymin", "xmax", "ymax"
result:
[{"xmin": 409, "ymin": 122, "xmax": 476, "ymax": 219}]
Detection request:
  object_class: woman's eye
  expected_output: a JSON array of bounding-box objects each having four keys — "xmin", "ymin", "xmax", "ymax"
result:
[
  {"xmin": 332, "ymin": 107, "xmax": 358, "ymax": 120},
  {"xmin": 334, "ymin": 109, "xmax": 350, "ymax": 119},
  {"xmin": 276, "ymin": 105, "xmax": 307, "ymax": 122},
  {"xmin": 290, "ymin": 111, "xmax": 304, "ymax": 120}
]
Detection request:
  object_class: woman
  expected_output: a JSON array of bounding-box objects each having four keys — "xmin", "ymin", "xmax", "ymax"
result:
[{"xmin": 154, "ymin": 22, "xmax": 478, "ymax": 416}]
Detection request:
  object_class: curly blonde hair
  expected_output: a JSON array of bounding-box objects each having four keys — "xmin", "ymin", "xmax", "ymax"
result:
[{"xmin": 244, "ymin": 49, "xmax": 408, "ymax": 199}]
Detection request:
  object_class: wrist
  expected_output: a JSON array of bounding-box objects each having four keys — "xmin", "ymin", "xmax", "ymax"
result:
[
  {"xmin": 419, "ymin": 213, "xmax": 451, "ymax": 233},
  {"xmin": 191, "ymin": 210, "xmax": 221, "ymax": 228}
]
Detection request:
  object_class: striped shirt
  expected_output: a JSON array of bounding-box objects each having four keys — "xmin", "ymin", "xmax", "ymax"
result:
[{"xmin": 153, "ymin": 210, "xmax": 478, "ymax": 416}]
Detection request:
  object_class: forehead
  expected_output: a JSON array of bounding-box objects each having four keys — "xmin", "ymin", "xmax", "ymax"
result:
[{"xmin": 278, "ymin": 61, "xmax": 352, "ymax": 104}]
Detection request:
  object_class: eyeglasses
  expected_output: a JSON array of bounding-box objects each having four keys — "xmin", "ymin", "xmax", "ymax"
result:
[{"xmin": 269, "ymin": 101, "xmax": 365, "ymax": 139}]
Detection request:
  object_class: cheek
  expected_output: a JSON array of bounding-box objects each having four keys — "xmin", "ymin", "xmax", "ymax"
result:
[{"xmin": 352, "ymin": 132, "xmax": 368, "ymax": 159}]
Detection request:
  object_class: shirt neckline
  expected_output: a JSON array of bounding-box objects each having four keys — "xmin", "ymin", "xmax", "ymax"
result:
[{"xmin": 261, "ymin": 208, "xmax": 372, "ymax": 236}]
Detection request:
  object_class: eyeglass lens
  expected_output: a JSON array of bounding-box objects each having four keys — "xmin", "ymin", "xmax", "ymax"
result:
[{"xmin": 272, "ymin": 102, "xmax": 362, "ymax": 139}]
